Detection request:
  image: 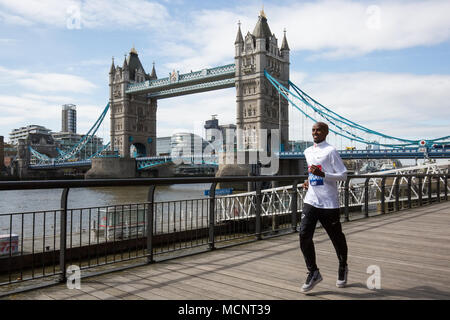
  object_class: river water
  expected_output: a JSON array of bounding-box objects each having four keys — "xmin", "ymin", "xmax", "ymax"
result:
[
  {"xmin": 0, "ymin": 184, "xmax": 211, "ymax": 214},
  {"xmin": 0, "ymin": 184, "xmax": 212, "ymax": 241}
]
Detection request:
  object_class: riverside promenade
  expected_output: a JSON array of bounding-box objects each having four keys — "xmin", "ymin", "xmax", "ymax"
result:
[{"xmin": 3, "ymin": 201, "xmax": 449, "ymax": 300}]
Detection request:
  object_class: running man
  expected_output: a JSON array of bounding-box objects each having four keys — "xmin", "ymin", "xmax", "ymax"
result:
[{"xmin": 300, "ymin": 122, "xmax": 349, "ymax": 293}]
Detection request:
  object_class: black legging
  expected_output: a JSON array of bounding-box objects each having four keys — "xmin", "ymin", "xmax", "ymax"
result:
[{"xmin": 299, "ymin": 203, "xmax": 348, "ymax": 272}]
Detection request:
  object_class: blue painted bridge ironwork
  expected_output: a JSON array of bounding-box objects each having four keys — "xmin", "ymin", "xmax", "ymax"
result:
[
  {"xmin": 280, "ymin": 148, "xmax": 450, "ymax": 160},
  {"xmin": 27, "ymin": 147, "xmax": 450, "ymax": 170},
  {"xmin": 125, "ymin": 64, "xmax": 236, "ymax": 99}
]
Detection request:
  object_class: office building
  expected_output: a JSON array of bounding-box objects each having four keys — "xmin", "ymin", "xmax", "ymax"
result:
[
  {"xmin": 62, "ymin": 104, "xmax": 77, "ymax": 133},
  {"xmin": 9, "ymin": 125, "xmax": 52, "ymax": 145},
  {"xmin": 52, "ymin": 132, "xmax": 103, "ymax": 157},
  {"xmin": 156, "ymin": 137, "xmax": 171, "ymax": 156}
]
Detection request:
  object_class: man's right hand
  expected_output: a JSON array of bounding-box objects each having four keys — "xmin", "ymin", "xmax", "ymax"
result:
[{"xmin": 302, "ymin": 179, "xmax": 309, "ymax": 189}]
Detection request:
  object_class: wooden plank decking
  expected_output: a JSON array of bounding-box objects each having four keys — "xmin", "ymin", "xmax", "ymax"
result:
[{"xmin": 3, "ymin": 201, "xmax": 450, "ymax": 300}]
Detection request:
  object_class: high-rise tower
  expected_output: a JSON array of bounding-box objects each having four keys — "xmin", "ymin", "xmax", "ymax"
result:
[
  {"xmin": 62, "ymin": 104, "xmax": 77, "ymax": 133},
  {"xmin": 234, "ymin": 10, "xmax": 290, "ymax": 151}
]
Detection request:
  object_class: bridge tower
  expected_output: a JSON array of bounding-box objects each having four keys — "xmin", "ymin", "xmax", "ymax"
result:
[
  {"xmin": 234, "ymin": 10, "xmax": 290, "ymax": 151},
  {"xmin": 109, "ymin": 47, "xmax": 157, "ymax": 158}
]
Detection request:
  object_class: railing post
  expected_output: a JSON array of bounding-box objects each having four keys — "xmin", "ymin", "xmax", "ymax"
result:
[
  {"xmin": 436, "ymin": 174, "xmax": 441, "ymax": 203},
  {"xmin": 344, "ymin": 177, "xmax": 350, "ymax": 222},
  {"xmin": 255, "ymin": 181, "xmax": 262, "ymax": 240},
  {"xmin": 428, "ymin": 174, "xmax": 432, "ymax": 204},
  {"xmin": 147, "ymin": 185, "xmax": 156, "ymax": 263},
  {"xmin": 364, "ymin": 178, "xmax": 369, "ymax": 218},
  {"xmin": 445, "ymin": 175, "xmax": 448, "ymax": 201},
  {"xmin": 59, "ymin": 188, "xmax": 69, "ymax": 283},
  {"xmin": 395, "ymin": 176, "xmax": 400, "ymax": 212},
  {"xmin": 418, "ymin": 176, "xmax": 423, "ymax": 206},
  {"xmin": 407, "ymin": 176, "xmax": 412, "ymax": 209},
  {"xmin": 208, "ymin": 182, "xmax": 217, "ymax": 250},
  {"xmin": 291, "ymin": 180, "xmax": 299, "ymax": 232},
  {"xmin": 381, "ymin": 177, "xmax": 386, "ymax": 214},
  {"xmin": 247, "ymin": 172, "xmax": 254, "ymax": 192}
]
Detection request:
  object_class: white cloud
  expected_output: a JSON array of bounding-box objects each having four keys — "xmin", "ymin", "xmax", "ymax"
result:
[
  {"xmin": 266, "ymin": 0, "xmax": 450, "ymax": 59},
  {"xmin": 161, "ymin": 9, "xmax": 239, "ymax": 72},
  {"xmin": 0, "ymin": 93, "xmax": 109, "ymax": 141},
  {"xmin": 0, "ymin": 94, "xmax": 65, "ymax": 140},
  {"xmin": 0, "ymin": 0, "xmax": 169, "ymax": 29},
  {"xmin": 0, "ymin": 66, "xmax": 97, "ymax": 93},
  {"xmin": 156, "ymin": 0, "xmax": 450, "ymax": 69},
  {"xmin": 289, "ymin": 71, "xmax": 450, "ymax": 141}
]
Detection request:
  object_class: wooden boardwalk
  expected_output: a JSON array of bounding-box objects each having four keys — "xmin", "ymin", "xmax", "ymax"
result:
[{"xmin": 4, "ymin": 201, "xmax": 450, "ymax": 300}]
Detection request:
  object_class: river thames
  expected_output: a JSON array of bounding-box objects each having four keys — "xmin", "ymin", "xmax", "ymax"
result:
[{"xmin": 0, "ymin": 184, "xmax": 212, "ymax": 239}]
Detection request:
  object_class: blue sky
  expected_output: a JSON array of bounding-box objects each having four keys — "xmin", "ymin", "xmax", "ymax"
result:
[{"xmin": 0, "ymin": 0, "xmax": 449, "ymax": 145}]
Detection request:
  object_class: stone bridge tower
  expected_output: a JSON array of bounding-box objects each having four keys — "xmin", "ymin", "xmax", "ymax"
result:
[
  {"xmin": 109, "ymin": 47, "xmax": 157, "ymax": 158},
  {"xmin": 234, "ymin": 10, "xmax": 290, "ymax": 151}
]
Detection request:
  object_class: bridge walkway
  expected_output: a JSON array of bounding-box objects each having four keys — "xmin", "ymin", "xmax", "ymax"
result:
[{"xmin": 4, "ymin": 202, "xmax": 449, "ymax": 300}]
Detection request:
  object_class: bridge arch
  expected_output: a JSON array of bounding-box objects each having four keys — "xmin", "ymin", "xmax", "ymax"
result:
[{"xmin": 130, "ymin": 142, "xmax": 146, "ymax": 158}]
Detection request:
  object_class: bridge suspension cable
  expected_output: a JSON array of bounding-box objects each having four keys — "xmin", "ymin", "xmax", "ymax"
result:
[
  {"xmin": 29, "ymin": 103, "xmax": 111, "ymax": 164},
  {"xmin": 264, "ymin": 70, "xmax": 450, "ymax": 148}
]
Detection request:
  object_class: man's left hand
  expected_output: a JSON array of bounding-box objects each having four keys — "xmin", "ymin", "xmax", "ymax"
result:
[{"xmin": 310, "ymin": 165, "xmax": 325, "ymax": 177}]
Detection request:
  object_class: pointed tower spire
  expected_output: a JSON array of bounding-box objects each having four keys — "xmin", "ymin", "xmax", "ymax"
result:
[
  {"xmin": 150, "ymin": 61, "xmax": 157, "ymax": 79},
  {"xmin": 260, "ymin": 5, "xmax": 266, "ymax": 19},
  {"xmin": 130, "ymin": 44, "xmax": 138, "ymax": 55},
  {"xmin": 235, "ymin": 20, "xmax": 244, "ymax": 44},
  {"xmin": 281, "ymin": 28, "xmax": 290, "ymax": 51},
  {"xmin": 110, "ymin": 57, "xmax": 115, "ymax": 74},
  {"xmin": 253, "ymin": 8, "xmax": 272, "ymax": 39},
  {"xmin": 123, "ymin": 54, "xmax": 128, "ymax": 69}
]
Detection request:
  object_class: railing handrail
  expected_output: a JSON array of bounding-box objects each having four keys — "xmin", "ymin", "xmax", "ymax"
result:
[{"xmin": 0, "ymin": 173, "xmax": 447, "ymax": 191}]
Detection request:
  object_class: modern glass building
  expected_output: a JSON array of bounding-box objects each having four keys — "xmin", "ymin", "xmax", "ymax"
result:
[
  {"xmin": 156, "ymin": 137, "xmax": 172, "ymax": 156},
  {"xmin": 170, "ymin": 133, "xmax": 211, "ymax": 157}
]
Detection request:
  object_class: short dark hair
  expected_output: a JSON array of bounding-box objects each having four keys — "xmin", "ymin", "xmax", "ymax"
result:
[{"xmin": 314, "ymin": 122, "xmax": 329, "ymax": 133}]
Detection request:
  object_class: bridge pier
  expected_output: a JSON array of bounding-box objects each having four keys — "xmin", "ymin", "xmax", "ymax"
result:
[{"xmin": 85, "ymin": 157, "xmax": 136, "ymax": 179}]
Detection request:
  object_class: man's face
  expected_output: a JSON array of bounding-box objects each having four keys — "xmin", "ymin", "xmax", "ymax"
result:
[{"xmin": 312, "ymin": 123, "xmax": 328, "ymax": 143}]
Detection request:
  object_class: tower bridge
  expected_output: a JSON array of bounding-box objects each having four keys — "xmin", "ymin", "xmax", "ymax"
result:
[
  {"xmin": 21, "ymin": 10, "xmax": 449, "ymax": 179},
  {"xmin": 107, "ymin": 10, "xmax": 290, "ymax": 160}
]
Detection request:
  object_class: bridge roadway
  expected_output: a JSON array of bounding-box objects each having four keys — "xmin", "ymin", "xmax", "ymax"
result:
[
  {"xmin": 27, "ymin": 148, "xmax": 450, "ymax": 169},
  {"xmin": 4, "ymin": 201, "xmax": 449, "ymax": 300}
]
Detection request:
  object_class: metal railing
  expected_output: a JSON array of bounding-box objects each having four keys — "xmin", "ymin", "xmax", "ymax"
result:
[{"xmin": 0, "ymin": 173, "xmax": 447, "ymax": 293}]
